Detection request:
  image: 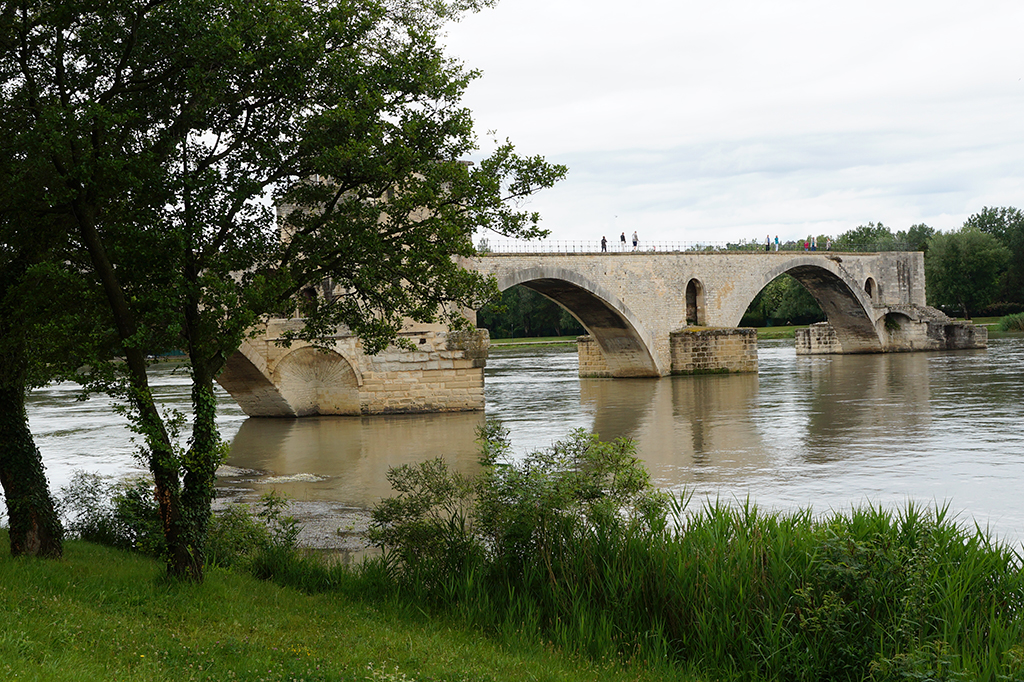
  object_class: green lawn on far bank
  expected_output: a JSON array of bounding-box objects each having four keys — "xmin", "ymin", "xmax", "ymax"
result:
[{"xmin": 0, "ymin": 532, "xmax": 691, "ymax": 682}]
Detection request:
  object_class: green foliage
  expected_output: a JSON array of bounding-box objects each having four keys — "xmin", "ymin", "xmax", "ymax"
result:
[
  {"xmin": 926, "ymin": 229, "xmax": 1011, "ymax": 318},
  {"xmin": 59, "ymin": 472, "xmax": 164, "ymax": 557},
  {"xmin": 898, "ymin": 223, "xmax": 937, "ymax": 254},
  {"xmin": 2, "ymin": 0, "xmax": 564, "ymax": 580},
  {"xmin": 477, "ymin": 286, "xmax": 585, "ymax": 339},
  {"xmin": 353, "ymin": 424, "xmax": 1024, "ymax": 681},
  {"xmin": 965, "ymin": 206, "xmax": 1024, "ymax": 303},
  {"xmin": 367, "ymin": 457, "xmax": 479, "ymax": 589},
  {"xmin": 743, "ymin": 274, "xmax": 825, "ymax": 326},
  {"xmin": 833, "ymin": 221, "xmax": 899, "ymax": 251},
  {"xmin": 998, "ymin": 312, "xmax": 1024, "ymax": 332},
  {"xmin": 60, "ymin": 472, "xmax": 301, "ymax": 567}
]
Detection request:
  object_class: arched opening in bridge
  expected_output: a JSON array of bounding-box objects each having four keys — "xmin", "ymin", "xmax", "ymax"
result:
[
  {"xmin": 478, "ymin": 272, "xmax": 660, "ymax": 377},
  {"xmin": 685, "ymin": 279, "xmax": 706, "ymax": 326},
  {"xmin": 476, "ymin": 285, "xmax": 585, "ymax": 340},
  {"xmin": 272, "ymin": 346, "xmax": 360, "ymax": 416},
  {"xmin": 742, "ymin": 274, "xmax": 825, "ymax": 327},
  {"xmin": 865, "ymin": 277, "xmax": 877, "ymax": 301}
]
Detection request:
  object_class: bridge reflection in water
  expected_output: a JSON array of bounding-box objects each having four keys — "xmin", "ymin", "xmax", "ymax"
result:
[{"xmin": 220, "ymin": 411, "xmax": 485, "ymax": 508}]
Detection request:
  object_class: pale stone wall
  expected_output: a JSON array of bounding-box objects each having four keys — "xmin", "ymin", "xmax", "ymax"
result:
[
  {"xmin": 797, "ymin": 313, "xmax": 987, "ymax": 355},
  {"xmin": 794, "ymin": 323, "xmax": 842, "ymax": 354},
  {"xmin": 357, "ymin": 329, "xmax": 488, "ymax": 413},
  {"xmin": 218, "ymin": 320, "xmax": 488, "ymax": 417},
  {"xmin": 669, "ymin": 328, "xmax": 758, "ymax": 374},
  {"xmin": 577, "ymin": 335, "xmax": 612, "ymax": 377}
]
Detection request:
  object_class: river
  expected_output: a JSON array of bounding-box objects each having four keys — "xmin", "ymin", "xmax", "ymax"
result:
[{"xmin": 20, "ymin": 336, "xmax": 1024, "ymax": 544}]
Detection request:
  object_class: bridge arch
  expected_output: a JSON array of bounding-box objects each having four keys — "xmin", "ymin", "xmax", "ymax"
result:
[
  {"xmin": 493, "ymin": 266, "xmax": 660, "ymax": 376},
  {"xmin": 272, "ymin": 346, "xmax": 361, "ymax": 416},
  {"xmin": 864, "ymin": 277, "xmax": 878, "ymax": 301},
  {"xmin": 739, "ymin": 257, "xmax": 883, "ymax": 353},
  {"xmin": 217, "ymin": 342, "xmax": 362, "ymax": 416},
  {"xmin": 217, "ymin": 341, "xmax": 295, "ymax": 416}
]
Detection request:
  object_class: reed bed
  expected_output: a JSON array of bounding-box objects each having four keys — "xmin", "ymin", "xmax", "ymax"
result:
[{"xmin": 254, "ymin": 427, "xmax": 1024, "ymax": 681}]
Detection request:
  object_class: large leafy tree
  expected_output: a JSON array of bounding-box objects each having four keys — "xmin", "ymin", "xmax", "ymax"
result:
[
  {"xmin": 896, "ymin": 223, "xmax": 935, "ymax": 254},
  {"xmin": 963, "ymin": 207, "xmax": 1024, "ymax": 304},
  {"xmin": 0, "ymin": 222, "xmax": 66, "ymax": 558},
  {"xmin": 925, "ymin": 229, "xmax": 1010, "ymax": 319},
  {"xmin": 477, "ymin": 286, "xmax": 584, "ymax": 339},
  {"xmin": 2, "ymin": 0, "xmax": 564, "ymax": 580},
  {"xmin": 0, "ymin": 110, "xmax": 115, "ymax": 557}
]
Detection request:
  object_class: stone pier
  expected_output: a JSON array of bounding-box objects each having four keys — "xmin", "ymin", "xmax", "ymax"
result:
[{"xmin": 216, "ymin": 319, "xmax": 489, "ymax": 417}]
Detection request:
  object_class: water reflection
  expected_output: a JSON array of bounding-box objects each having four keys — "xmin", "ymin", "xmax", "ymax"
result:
[
  {"xmin": 221, "ymin": 412, "xmax": 485, "ymax": 507},
  {"xmin": 798, "ymin": 352, "xmax": 933, "ymax": 464},
  {"xmin": 579, "ymin": 373, "xmax": 768, "ymax": 485}
]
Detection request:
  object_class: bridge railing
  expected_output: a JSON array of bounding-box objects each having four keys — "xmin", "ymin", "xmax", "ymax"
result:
[{"xmin": 475, "ymin": 239, "xmax": 914, "ymax": 254}]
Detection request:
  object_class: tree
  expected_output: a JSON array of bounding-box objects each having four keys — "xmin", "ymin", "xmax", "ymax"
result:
[
  {"xmin": 963, "ymin": 207, "xmax": 1024, "ymax": 304},
  {"xmin": 477, "ymin": 286, "xmax": 584, "ymax": 338},
  {"xmin": 0, "ymin": 253, "xmax": 64, "ymax": 558},
  {"xmin": 925, "ymin": 229, "xmax": 1010, "ymax": 319},
  {"xmin": 0, "ymin": 122, "xmax": 116, "ymax": 557},
  {"xmin": 2, "ymin": 0, "xmax": 565, "ymax": 580},
  {"xmin": 833, "ymin": 222, "xmax": 897, "ymax": 252},
  {"xmin": 896, "ymin": 223, "xmax": 935, "ymax": 254},
  {"xmin": 770, "ymin": 276, "xmax": 825, "ymax": 325}
]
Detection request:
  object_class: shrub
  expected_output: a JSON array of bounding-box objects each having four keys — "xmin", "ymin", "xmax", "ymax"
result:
[
  {"xmin": 59, "ymin": 471, "xmax": 164, "ymax": 556},
  {"xmin": 998, "ymin": 312, "xmax": 1024, "ymax": 331},
  {"xmin": 362, "ymin": 422, "xmax": 1024, "ymax": 681},
  {"xmin": 206, "ymin": 502, "xmax": 273, "ymax": 568},
  {"xmin": 61, "ymin": 471, "xmax": 299, "ymax": 567}
]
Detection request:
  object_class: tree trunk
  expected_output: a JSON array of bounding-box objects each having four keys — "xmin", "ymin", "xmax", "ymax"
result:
[
  {"xmin": 74, "ymin": 206, "xmax": 196, "ymax": 579},
  {"xmin": 0, "ymin": 357, "xmax": 63, "ymax": 559}
]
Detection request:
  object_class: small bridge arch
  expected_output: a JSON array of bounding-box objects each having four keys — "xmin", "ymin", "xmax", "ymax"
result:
[{"xmin": 493, "ymin": 265, "xmax": 661, "ymax": 377}]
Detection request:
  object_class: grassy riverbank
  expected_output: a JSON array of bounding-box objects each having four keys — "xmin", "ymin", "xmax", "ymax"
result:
[
  {"xmin": 0, "ymin": 530, "xmax": 682, "ymax": 682},
  {"xmin": 488, "ymin": 318, "xmax": 1009, "ymax": 345}
]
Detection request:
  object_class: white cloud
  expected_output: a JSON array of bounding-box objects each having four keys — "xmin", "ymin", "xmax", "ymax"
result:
[{"xmin": 446, "ymin": 0, "xmax": 1024, "ymax": 244}]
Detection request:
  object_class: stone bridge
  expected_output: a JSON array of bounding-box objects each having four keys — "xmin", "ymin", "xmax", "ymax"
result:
[
  {"xmin": 216, "ymin": 250, "xmax": 985, "ymax": 416},
  {"xmin": 472, "ymin": 250, "xmax": 982, "ymax": 377}
]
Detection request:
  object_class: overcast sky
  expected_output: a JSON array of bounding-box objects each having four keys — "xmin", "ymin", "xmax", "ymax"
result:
[{"xmin": 444, "ymin": 0, "xmax": 1024, "ymax": 246}]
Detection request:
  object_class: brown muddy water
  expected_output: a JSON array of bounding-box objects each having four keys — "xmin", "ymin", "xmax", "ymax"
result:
[{"xmin": 21, "ymin": 337, "xmax": 1024, "ymax": 545}]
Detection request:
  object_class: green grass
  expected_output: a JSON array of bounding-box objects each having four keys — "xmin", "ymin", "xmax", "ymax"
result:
[
  {"xmin": 488, "ymin": 335, "xmax": 578, "ymax": 347},
  {"xmin": 353, "ymin": 468, "xmax": 1024, "ymax": 682},
  {"xmin": 752, "ymin": 324, "xmax": 803, "ymax": 339},
  {"xmin": 0, "ymin": 531, "xmax": 691, "ymax": 682}
]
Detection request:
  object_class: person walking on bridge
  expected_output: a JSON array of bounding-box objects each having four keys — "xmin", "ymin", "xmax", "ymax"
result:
[
  {"xmin": 632, "ymin": 231, "xmax": 638, "ymax": 250},
  {"xmin": 601, "ymin": 236, "xmax": 607, "ymax": 252},
  {"xmin": 620, "ymin": 232, "xmax": 626, "ymax": 250}
]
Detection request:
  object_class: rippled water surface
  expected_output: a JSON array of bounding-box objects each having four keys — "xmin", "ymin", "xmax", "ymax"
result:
[{"xmin": 24, "ymin": 337, "xmax": 1024, "ymax": 541}]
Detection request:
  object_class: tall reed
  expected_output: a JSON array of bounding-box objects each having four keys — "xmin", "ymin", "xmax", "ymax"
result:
[{"xmin": 278, "ymin": 426, "xmax": 1024, "ymax": 680}]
